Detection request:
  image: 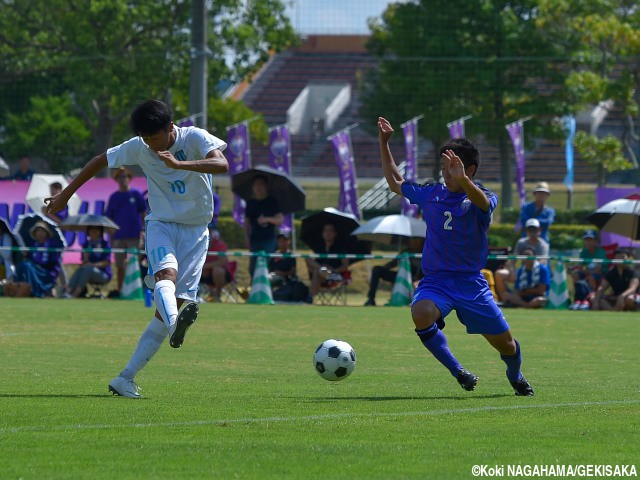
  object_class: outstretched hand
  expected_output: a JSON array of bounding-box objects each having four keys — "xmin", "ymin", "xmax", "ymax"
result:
[
  {"xmin": 442, "ymin": 149, "xmax": 466, "ymax": 181},
  {"xmin": 44, "ymin": 193, "xmax": 67, "ymax": 214},
  {"xmin": 378, "ymin": 117, "xmax": 394, "ymax": 144}
]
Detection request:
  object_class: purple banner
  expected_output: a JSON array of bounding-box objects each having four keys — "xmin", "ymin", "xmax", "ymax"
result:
[
  {"xmin": 330, "ymin": 131, "xmax": 360, "ymax": 220},
  {"xmin": 401, "ymin": 120, "xmax": 419, "ymax": 217},
  {"xmin": 448, "ymin": 119, "xmax": 465, "ymax": 139},
  {"xmin": 507, "ymin": 122, "xmax": 526, "ymax": 208},
  {"xmin": 177, "ymin": 117, "xmax": 194, "ymax": 127},
  {"xmin": 227, "ymin": 123, "xmax": 251, "ymax": 226},
  {"xmin": 268, "ymin": 125, "xmax": 293, "ymax": 233},
  {"xmin": 596, "ymin": 187, "xmax": 640, "ymax": 247}
]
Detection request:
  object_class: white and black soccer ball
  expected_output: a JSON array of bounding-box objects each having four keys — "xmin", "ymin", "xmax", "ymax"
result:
[{"xmin": 313, "ymin": 339, "xmax": 356, "ymax": 381}]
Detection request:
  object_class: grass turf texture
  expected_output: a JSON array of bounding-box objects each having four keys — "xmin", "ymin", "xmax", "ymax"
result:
[{"xmin": 1, "ymin": 299, "xmax": 638, "ymax": 479}]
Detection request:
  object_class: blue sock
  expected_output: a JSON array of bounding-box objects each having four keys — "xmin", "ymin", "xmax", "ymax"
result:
[
  {"xmin": 415, "ymin": 323, "xmax": 462, "ymax": 376},
  {"xmin": 500, "ymin": 339, "xmax": 523, "ymax": 382}
]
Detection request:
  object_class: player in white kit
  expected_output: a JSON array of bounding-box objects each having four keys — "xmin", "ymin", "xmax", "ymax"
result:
[{"xmin": 45, "ymin": 100, "xmax": 228, "ymax": 398}]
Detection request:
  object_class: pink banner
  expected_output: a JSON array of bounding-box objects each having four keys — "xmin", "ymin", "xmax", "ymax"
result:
[{"xmin": 0, "ymin": 177, "xmax": 148, "ymax": 264}]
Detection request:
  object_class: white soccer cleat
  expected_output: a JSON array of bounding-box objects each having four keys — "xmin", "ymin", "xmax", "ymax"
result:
[{"xmin": 108, "ymin": 376, "xmax": 142, "ymax": 399}]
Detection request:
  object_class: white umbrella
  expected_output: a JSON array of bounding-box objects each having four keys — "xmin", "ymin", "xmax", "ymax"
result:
[
  {"xmin": 587, "ymin": 197, "xmax": 640, "ymax": 241},
  {"xmin": 352, "ymin": 214, "xmax": 426, "ymax": 245},
  {"xmin": 0, "ymin": 155, "xmax": 9, "ymax": 177},
  {"xmin": 25, "ymin": 174, "xmax": 82, "ymax": 216}
]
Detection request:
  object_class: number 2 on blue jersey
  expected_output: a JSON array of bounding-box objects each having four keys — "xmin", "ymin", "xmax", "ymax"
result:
[{"xmin": 443, "ymin": 211, "xmax": 453, "ymax": 230}]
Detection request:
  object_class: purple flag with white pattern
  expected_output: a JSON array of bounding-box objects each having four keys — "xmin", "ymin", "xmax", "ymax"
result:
[
  {"xmin": 330, "ymin": 131, "xmax": 361, "ymax": 220},
  {"xmin": 506, "ymin": 122, "xmax": 526, "ymax": 208},
  {"xmin": 448, "ymin": 119, "xmax": 465, "ymax": 139},
  {"xmin": 227, "ymin": 123, "xmax": 251, "ymax": 225},
  {"xmin": 401, "ymin": 120, "xmax": 419, "ymax": 217},
  {"xmin": 268, "ymin": 124, "xmax": 293, "ymax": 233}
]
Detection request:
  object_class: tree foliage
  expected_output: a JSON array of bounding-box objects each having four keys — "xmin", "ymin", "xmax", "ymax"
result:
[
  {"xmin": 360, "ymin": 0, "xmax": 557, "ymax": 208},
  {"xmin": 536, "ymin": 0, "xmax": 640, "ymax": 180},
  {"xmin": 0, "ymin": 0, "xmax": 296, "ymax": 172}
]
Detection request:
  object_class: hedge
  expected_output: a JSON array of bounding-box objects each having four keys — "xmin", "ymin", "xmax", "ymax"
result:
[{"xmin": 214, "ymin": 216, "xmax": 592, "ymax": 251}]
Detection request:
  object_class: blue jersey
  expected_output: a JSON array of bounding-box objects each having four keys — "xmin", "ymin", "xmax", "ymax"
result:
[{"xmin": 401, "ymin": 181, "xmax": 497, "ymax": 276}]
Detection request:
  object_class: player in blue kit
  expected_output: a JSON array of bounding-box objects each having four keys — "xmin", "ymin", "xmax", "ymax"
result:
[
  {"xmin": 46, "ymin": 100, "xmax": 229, "ymax": 398},
  {"xmin": 378, "ymin": 117, "xmax": 534, "ymax": 396}
]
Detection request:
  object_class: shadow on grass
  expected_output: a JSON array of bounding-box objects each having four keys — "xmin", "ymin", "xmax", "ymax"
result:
[
  {"xmin": 296, "ymin": 393, "xmax": 513, "ymax": 402},
  {"xmin": 0, "ymin": 393, "xmax": 115, "ymax": 399}
]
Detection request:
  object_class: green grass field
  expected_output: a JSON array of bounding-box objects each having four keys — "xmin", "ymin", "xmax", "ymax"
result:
[{"xmin": 1, "ymin": 299, "xmax": 638, "ymax": 479}]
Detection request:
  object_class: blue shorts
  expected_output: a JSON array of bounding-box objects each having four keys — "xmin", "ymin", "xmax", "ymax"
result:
[{"xmin": 412, "ymin": 272, "xmax": 510, "ymax": 335}]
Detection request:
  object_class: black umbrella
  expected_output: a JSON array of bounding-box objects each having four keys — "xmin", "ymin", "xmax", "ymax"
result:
[
  {"xmin": 587, "ymin": 197, "xmax": 640, "ymax": 241},
  {"xmin": 61, "ymin": 214, "xmax": 121, "ymax": 236},
  {"xmin": 231, "ymin": 165, "xmax": 306, "ymax": 214},
  {"xmin": 14, "ymin": 213, "xmax": 67, "ymax": 250},
  {"xmin": 300, "ymin": 208, "xmax": 371, "ymax": 263}
]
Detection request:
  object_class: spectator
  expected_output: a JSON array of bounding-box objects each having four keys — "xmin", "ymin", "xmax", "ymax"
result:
[
  {"xmin": 364, "ymin": 237, "xmax": 424, "ymax": 306},
  {"xmin": 579, "ymin": 229, "xmax": 608, "ymax": 291},
  {"xmin": 199, "ymin": 228, "xmax": 232, "ymax": 301},
  {"xmin": 494, "ymin": 218, "xmax": 550, "ymax": 302},
  {"xmin": 42, "ymin": 182, "xmax": 69, "ymax": 294},
  {"xmin": 209, "ymin": 187, "xmax": 221, "ymax": 229},
  {"xmin": 268, "ymin": 231, "xmax": 297, "ymax": 288},
  {"xmin": 519, "ymin": 182, "xmax": 555, "ymax": 244},
  {"xmin": 502, "ymin": 247, "xmax": 551, "ymax": 308},
  {"xmin": 42, "ymin": 182, "xmax": 68, "ymax": 225},
  {"xmin": 591, "ymin": 250, "xmax": 639, "ymax": 311},
  {"xmin": 244, "ymin": 174, "xmax": 283, "ymax": 278},
  {"xmin": 568, "ymin": 266, "xmax": 593, "ymax": 311},
  {"xmin": 304, "ymin": 223, "xmax": 349, "ymax": 303},
  {"xmin": 11, "ymin": 154, "xmax": 36, "ymax": 181},
  {"xmin": 105, "ymin": 166, "xmax": 147, "ymax": 298},
  {"xmin": 14, "ymin": 221, "xmax": 61, "ymax": 298},
  {"xmin": 64, "ymin": 226, "xmax": 112, "ymax": 298}
]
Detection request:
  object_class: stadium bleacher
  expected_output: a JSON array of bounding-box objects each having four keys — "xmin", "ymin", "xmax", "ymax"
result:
[{"xmin": 232, "ymin": 34, "xmax": 630, "ymax": 183}]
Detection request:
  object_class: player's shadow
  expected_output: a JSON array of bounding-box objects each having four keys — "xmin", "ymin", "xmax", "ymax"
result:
[
  {"xmin": 300, "ymin": 393, "xmax": 512, "ymax": 402},
  {"xmin": 0, "ymin": 393, "xmax": 114, "ymax": 399}
]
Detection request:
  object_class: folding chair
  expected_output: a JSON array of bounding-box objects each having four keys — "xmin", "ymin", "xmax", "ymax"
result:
[
  {"xmin": 219, "ymin": 261, "xmax": 248, "ymax": 303},
  {"xmin": 316, "ymin": 271, "xmax": 351, "ymax": 306}
]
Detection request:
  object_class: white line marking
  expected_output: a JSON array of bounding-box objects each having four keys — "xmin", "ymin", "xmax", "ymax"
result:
[{"xmin": 2, "ymin": 399, "xmax": 639, "ymax": 434}]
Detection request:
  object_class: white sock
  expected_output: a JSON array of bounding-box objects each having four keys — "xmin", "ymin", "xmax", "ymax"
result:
[
  {"xmin": 154, "ymin": 279, "xmax": 178, "ymax": 332},
  {"xmin": 120, "ymin": 318, "xmax": 168, "ymax": 380}
]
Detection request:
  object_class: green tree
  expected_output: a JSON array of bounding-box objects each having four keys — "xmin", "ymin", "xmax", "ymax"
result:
[
  {"xmin": 0, "ymin": 0, "xmax": 296, "ymax": 172},
  {"xmin": 537, "ymin": 0, "xmax": 640, "ymax": 183},
  {"xmin": 361, "ymin": 0, "xmax": 558, "ymax": 210}
]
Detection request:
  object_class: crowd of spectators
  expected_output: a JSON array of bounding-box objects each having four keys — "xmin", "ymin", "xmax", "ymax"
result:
[{"xmin": 1, "ymin": 165, "xmax": 639, "ymax": 309}]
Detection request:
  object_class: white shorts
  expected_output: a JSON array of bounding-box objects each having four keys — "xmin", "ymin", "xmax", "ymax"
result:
[{"xmin": 145, "ymin": 220, "xmax": 209, "ymax": 301}]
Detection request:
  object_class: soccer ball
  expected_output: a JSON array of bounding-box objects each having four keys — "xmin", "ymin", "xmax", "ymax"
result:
[{"xmin": 313, "ymin": 339, "xmax": 356, "ymax": 381}]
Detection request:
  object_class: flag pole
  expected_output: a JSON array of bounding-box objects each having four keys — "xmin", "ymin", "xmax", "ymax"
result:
[
  {"xmin": 326, "ymin": 123, "xmax": 359, "ymax": 141},
  {"xmin": 446, "ymin": 114, "xmax": 472, "ymax": 129}
]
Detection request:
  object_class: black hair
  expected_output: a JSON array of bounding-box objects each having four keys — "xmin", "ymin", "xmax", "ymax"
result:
[
  {"xmin": 130, "ymin": 100, "xmax": 172, "ymax": 136},
  {"xmin": 439, "ymin": 138, "xmax": 480, "ymax": 174},
  {"xmin": 50, "ymin": 182, "xmax": 63, "ymax": 190},
  {"xmin": 521, "ymin": 247, "xmax": 536, "ymax": 256}
]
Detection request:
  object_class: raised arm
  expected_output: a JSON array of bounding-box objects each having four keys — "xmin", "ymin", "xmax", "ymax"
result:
[
  {"xmin": 45, "ymin": 153, "xmax": 108, "ymax": 213},
  {"xmin": 378, "ymin": 117, "xmax": 405, "ymax": 196},
  {"xmin": 443, "ymin": 149, "xmax": 490, "ymax": 212}
]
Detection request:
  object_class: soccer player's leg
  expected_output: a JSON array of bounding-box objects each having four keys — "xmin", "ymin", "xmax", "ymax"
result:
[
  {"xmin": 170, "ymin": 224, "xmax": 209, "ymax": 348},
  {"xmin": 109, "ymin": 315, "xmax": 169, "ymax": 399},
  {"xmin": 454, "ymin": 273, "xmax": 533, "ymax": 396},
  {"xmin": 146, "ymin": 221, "xmax": 180, "ymax": 332},
  {"xmin": 412, "ymin": 277, "xmax": 477, "ymax": 391}
]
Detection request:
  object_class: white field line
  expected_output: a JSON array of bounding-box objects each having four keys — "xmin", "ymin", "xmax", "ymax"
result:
[{"xmin": 1, "ymin": 399, "xmax": 639, "ymax": 434}]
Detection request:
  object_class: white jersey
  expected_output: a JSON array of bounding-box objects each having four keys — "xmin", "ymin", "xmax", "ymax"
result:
[{"xmin": 106, "ymin": 126, "xmax": 226, "ymax": 225}]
